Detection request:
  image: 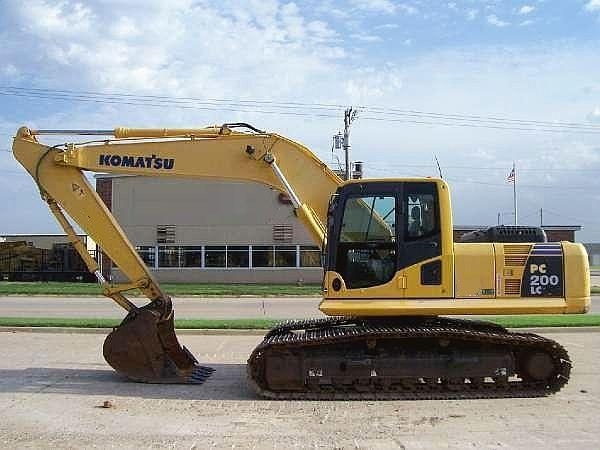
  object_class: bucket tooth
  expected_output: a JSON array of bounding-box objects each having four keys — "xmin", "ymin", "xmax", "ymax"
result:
[{"xmin": 189, "ymin": 366, "xmax": 216, "ymax": 383}]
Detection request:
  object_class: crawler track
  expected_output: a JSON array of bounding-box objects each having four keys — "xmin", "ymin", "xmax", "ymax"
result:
[{"xmin": 247, "ymin": 317, "xmax": 570, "ymax": 400}]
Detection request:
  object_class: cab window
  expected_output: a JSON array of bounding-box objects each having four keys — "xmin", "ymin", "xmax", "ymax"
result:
[
  {"xmin": 340, "ymin": 196, "xmax": 395, "ymax": 242},
  {"xmin": 337, "ymin": 195, "xmax": 396, "ymax": 289},
  {"xmin": 406, "ymin": 192, "xmax": 437, "ymax": 240}
]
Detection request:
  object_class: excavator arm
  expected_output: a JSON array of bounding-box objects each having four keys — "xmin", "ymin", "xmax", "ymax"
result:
[{"xmin": 12, "ymin": 123, "xmax": 341, "ymax": 383}]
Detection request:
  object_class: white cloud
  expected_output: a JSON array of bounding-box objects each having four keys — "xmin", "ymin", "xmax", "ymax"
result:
[
  {"xmin": 2, "ymin": 2, "xmax": 600, "ymax": 239},
  {"xmin": 109, "ymin": 17, "xmax": 140, "ymax": 39},
  {"xmin": 520, "ymin": 19, "xmax": 534, "ymax": 26},
  {"xmin": 487, "ymin": 15, "xmax": 510, "ymax": 27},
  {"xmin": 1, "ymin": 0, "xmax": 345, "ymax": 97},
  {"xmin": 585, "ymin": 0, "xmax": 600, "ymax": 12},
  {"xmin": 1, "ymin": 64, "xmax": 19, "ymax": 77},
  {"xmin": 350, "ymin": 33, "xmax": 383, "ymax": 42},
  {"xmin": 314, "ymin": 1, "xmax": 349, "ymax": 20},
  {"xmin": 344, "ymin": 66, "xmax": 403, "ymax": 102},
  {"xmin": 23, "ymin": 1, "xmax": 94, "ymax": 35},
  {"xmin": 518, "ymin": 5, "xmax": 535, "ymax": 15},
  {"xmin": 307, "ymin": 20, "xmax": 339, "ymax": 42},
  {"xmin": 466, "ymin": 9, "xmax": 478, "ymax": 21},
  {"xmin": 588, "ymin": 107, "xmax": 600, "ymax": 123},
  {"xmin": 350, "ymin": 0, "xmax": 397, "ymax": 14},
  {"xmin": 375, "ymin": 23, "xmax": 400, "ymax": 30},
  {"xmin": 350, "ymin": 0, "xmax": 417, "ymax": 15},
  {"xmin": 397, "ymin": 4, "xmax": 418, "ymax": 15}
]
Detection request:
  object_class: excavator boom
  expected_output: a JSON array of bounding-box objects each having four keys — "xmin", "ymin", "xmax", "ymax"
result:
[{"xmin": 12, "ymin": 124, "xmax": 340, "ymax": 384}]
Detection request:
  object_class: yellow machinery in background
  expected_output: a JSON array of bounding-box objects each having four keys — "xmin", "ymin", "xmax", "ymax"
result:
[
  {"xmin": 0, "ymin": 240, "xmax": 94, "ymax": 281},
  {"xmin": 12, "ymin": 123, "xmax": 590, "ymax": 399}
]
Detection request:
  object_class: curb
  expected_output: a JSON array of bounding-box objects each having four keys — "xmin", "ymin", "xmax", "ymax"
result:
[
  {"xmin": 1, "ymin": 326, "xmax": 599, "ymax": 336},
  {"xmin": 0, "ymin": 294, "xmax": 322, "ymax": 299},
  {"xmin": 515, "ymin": 326, "xmax": 600, "ymax": 334}
]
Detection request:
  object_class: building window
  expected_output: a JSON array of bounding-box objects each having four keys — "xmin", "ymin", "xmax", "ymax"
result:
[
  {"xmin": 136, "ymin": 246, "xmax": 156, "ymax": 268},
  {"xmin": 205, "ymin": 246, "xmax": 226, "ymax": 267},
  {"xmin": 300, "ymin": 245, "xmax": 321, "ymax": 267},
  {"xmin": 181, "ymin": 246, "xmax": 202, "ymax": 267},
  {"xmin": 227, "ymin": 246, "xmax": 250, "ymax": 268},
  {"xmin": 275, "ymin": 245, "xmax": 296, "ymax": 267},
  {"xmin": 130, "ymin": 244, "xmax": 321, "ymax": 270},
  {"xmin": 158, "ymin": 246, "xmax": 179, "ymax": 268},
  {"xmin": 252, "ymin": 245, "xmax": 274, "ymax": 267}
]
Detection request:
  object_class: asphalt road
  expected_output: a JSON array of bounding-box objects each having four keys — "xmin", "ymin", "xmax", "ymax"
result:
[
  {"xmin": 0, "ymin": 294, "xmax": 598, "ymax": 319},
  {"xmin": 0, "ymin": 296, "xmax": 324, "ymax": 319},
  {"xmin": 0, "ymin": 329, "xmax": 598, "ymax": 449}
]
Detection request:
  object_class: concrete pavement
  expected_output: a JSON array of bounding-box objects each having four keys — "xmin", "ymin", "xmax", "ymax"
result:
[{"xmin": 0, "ymin": 329, "xmax": 598, "ymax": 449}]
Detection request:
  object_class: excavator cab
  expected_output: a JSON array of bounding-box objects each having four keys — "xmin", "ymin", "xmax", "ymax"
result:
[{"xmin": 324, "ymin": 180, "xmax": 444, "ymax": 292}]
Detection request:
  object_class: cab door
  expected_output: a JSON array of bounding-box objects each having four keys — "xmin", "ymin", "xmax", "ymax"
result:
[
  {"xmin": 398, "ymin": 181, "xmax": 453, "ymax": 298},
  {"xmin": 328, "ymin": 182, "xmax": 400, "ymax": 292}
]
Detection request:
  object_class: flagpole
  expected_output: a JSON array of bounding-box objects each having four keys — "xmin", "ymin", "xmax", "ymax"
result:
[{"xmin": 513, "ymin": 161, "xmax": 518, "ymax": 225}]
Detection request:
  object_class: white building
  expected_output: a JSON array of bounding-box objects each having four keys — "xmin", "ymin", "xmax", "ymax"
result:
[{"xmin": 96, "ymin": 175, "xmax": 323, "ymax": 283}]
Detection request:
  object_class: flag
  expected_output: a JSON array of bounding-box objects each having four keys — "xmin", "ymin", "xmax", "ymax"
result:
[{"xmin": 506, "ymin": 167, "xmax": 515, "ymax": 183}]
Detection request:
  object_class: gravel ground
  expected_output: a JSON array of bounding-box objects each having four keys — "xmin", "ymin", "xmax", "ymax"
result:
[{"xmin": 0, "ymin": 330, "xmax": 599, "ymax": 449}]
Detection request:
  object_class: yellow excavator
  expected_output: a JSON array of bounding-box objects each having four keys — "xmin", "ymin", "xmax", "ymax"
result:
[{"xmin": 12, "ymin": 123, "xmax": 590, "ymax": 399}]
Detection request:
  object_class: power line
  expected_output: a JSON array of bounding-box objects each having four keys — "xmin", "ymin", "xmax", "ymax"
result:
[
  {"xmin": 358, "ymin": 114, "xmax": 600, "ymax": 134},
  {"xmin": 0, "ymin": 85, "xmax": 346, "ymax": 112},
  {"xmin": 367, "ymin": 171, "xmax": 595, "ymax": 190},
  {"xmin": 364, "ymin": 106, "xmax": 600, "ymax": 131},
  {"xmin": 446, "ymin": 178, "xmax": 592, "ymax": 190},
  {"xmin": 542, "ymin": 207, "xmax": 600, "ymax": 227},
  {"xmin": 4, "ymin": 85, "xmax": 600, "ymax": 130},
  {"xmin": 367, "ymin": 164, "xmax": 600, "ymax": 183},
  {"xmin": 0, "ymin": 89, "xmax": 339, "ymax": 119},
  {"xmin": 2, "ymin": 85, "xmax": 600, "ymax": 135},
  {"xmin": 368, "ymin": 162, "xmax": 600, "ymax": 173},
  {"xmin": 517, "ymin": 210, "xmax": 539, "ymax": 221}
]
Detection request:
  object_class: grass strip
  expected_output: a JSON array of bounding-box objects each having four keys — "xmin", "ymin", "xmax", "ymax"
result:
[
  {"xmin": 480, "ymin": 314, "xmax": 600, "ymax": 328},
  {"xmin": 1, "ymin": 315, "xmax": 599, "ymax": 329},
  {"xmin": 0, "ymin": 282, "xmax": 321, "ymax": 297}
]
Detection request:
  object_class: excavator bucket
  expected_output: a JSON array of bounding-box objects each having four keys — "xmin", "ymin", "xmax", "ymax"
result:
[{"xmin": 103, "ymin": 303, "xmax": 214, "ymax": 384}]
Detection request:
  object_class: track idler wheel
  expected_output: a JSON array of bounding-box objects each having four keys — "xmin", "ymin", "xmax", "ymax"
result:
[
  {"xmin": 103, "ymin": 298, "xmax": 213, "ymax": 384},
  {"xmin": 520, "ymin": 350, "xmax": 556, "ymax": 382}
]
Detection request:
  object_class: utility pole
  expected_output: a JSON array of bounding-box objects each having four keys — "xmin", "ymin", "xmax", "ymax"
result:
[
  {"xmin": 507, "ymin": 161, "xmax": 518, "ymax": 225},
  {"xmin": 513, "ymin": 162, "xmax": 518, "ymax": 226},
  {"xmin": 343, "ymin": 107, "xmax": 358, "ymax": 181},
  {"xmin": 540, "ymin": 208, "xmax": 543, "ymax": 227}
]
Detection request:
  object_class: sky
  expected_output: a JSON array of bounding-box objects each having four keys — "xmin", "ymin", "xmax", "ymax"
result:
[{"xmin": 1, "ymin": 0, "xmax": 600, "ymax": 241}]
